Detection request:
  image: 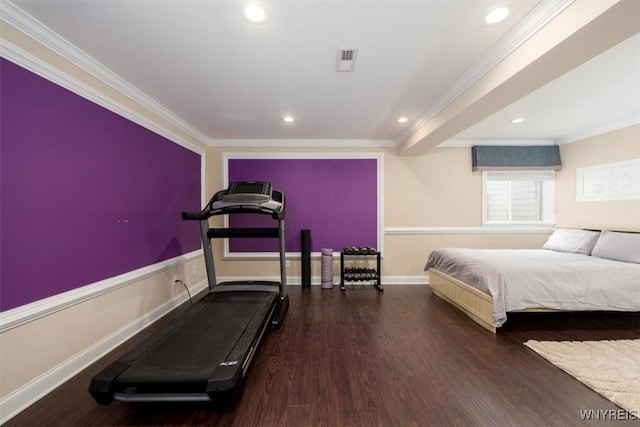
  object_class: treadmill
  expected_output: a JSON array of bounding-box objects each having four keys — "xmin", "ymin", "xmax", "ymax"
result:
[{"xmin": 89, "ymin": 181, "xmax": 289, "ymax": 404}]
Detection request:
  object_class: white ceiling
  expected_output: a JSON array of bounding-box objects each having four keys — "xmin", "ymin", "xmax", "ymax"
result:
[
  {"xmin": 5, "ymin": 0, "xmax": 640, "ymax": 149},
  {"xmin": 452, "ymin": 32, "xmax": 640, "ymax": 145}
]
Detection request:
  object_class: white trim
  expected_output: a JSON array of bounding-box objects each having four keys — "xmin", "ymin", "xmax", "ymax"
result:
[
  {"xmin": 209, "ymin": 139, "xmax": 396, "ymax": 148},
  {"xmin": 221, "ymin": 152, "xmax": 384, "ymax": 256},
  {"xmin": 222, "ymin": 251, "xmax": 383, "ymax": 261},
  {"xmin": 224, "ymin": 251, "xmax": 342, "ymax": 260},
  {"xmin": 397, "ymin": 0, "xmax": 575, "ymax": 145},
  {"xmin": 383, "ymin": 276, "xmax": 428, "ymax": 285},
  {"xmin": 223, "ymin": 152, "xmax": 383, "ymax": 160},
  {"xmin": 384, "ymin": 226, "xmax": 554, "ymax": 235},
  {"xmin": 200, "ymin": 152, "xmax": 208, "ymax": 207},
  {"xmin": 223, "ymin": 250, "xmax": 386, "ymax": 262},
  {"xmin": 221, "ymin": 275, "xmax": 312, "ymax": 285},
  {"xmin": 224, "ymin": 252, "xmax": 283, "ymax": 260},
  {"xmin": 0, "ymin": 279, "xmax": 207, "ymax": 426},
  {"xmin": 0, "ymin": 39, "xmax": 205, "ymax": 157},
  {"xmin": 377, "ymin": 154, "xmax": 385, "ymax": 254},
  {"xmin": 576, "ymin": 158, "xmax": 640, "ymax": 202},
  {"xmin": 1, "ymin": 0, "xmax": 210, "ymax": 148},
  {"xmin": 557, "ymin": 116, "xmax": 640, "ymax": 145},
  {"xmin": 440, "ymin": 139, "xmax": 555, "ymax": 147},
  {"xmin": 217, "ymin": 276, "xmax": 426, "ymax": 286},
  {"xmin": 0, "ymin": 250, "xmax": 203, "ymax": 333}
]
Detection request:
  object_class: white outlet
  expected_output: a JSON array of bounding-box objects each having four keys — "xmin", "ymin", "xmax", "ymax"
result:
[
  {"xmin": 286, "ymin": 260, "xmax": 291, "ymax": 268},
  {"xmin": 192, "ymin": 265, "xmax": 197, "ymax": 276},
  {"xmin": 173, "ymin": 274, "xmax": 179, "ymax": 283}
]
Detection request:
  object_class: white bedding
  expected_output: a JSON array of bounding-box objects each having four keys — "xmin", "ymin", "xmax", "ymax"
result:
[{"xmin": 425, "ymin": 248, "xmax": 640, "ymax": 327}]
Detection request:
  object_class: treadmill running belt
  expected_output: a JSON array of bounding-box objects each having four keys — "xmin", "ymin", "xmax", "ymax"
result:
[{"xmin": 99, "ymin": 291, "xmax": 276, "ymax": 396}]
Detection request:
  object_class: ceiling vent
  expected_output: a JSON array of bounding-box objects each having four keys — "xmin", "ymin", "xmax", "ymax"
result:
[{"xmin": 336, "ymin": 48, "xmax": 358, "ymax": 72}]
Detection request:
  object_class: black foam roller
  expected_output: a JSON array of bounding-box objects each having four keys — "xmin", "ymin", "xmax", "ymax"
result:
[{"xmin": 301, "ymin": 229, "xmax": 311, "ymax": 288}]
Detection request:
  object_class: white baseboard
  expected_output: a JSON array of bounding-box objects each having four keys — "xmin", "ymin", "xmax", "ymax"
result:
[
  {"xmin": 383, "ymin": 275, "xmax": 429, "ymax": 285},
  {"xmin": 0, "ymin": 279, "xmax": 207, "ymax": 425},
  {"xmin": 218, "ymin": 275, "xmax": 428, "ymax": 286}
]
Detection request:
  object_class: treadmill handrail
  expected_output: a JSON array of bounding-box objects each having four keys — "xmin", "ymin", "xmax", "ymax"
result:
[
  {"xmin": 181, "ymin": 211, "xmax": 208, "ymax": 221},
  {"xmin": 181, "ymin": 189, "xmax": 284, "ymax": 221},
  {"xmin": 207, "ymin": 227, "xmax": 280, "ymax": 239}
]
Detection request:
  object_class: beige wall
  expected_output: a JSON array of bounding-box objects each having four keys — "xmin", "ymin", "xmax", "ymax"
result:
[
  {"xmin": 385, "ymin": 147, "xmax": 481, "ymax": 226},
  {"xmin": 556, "ymin": 124, "xmax": 640, "ymax": 229},
  {"xmin": 208, "ymin": 145, "xmax": 549, "ymax": 280}
]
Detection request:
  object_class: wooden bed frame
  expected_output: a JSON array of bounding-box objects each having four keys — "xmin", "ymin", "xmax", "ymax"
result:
[
  {"xmin": 429, "ymin": 268, "xmax": 560, "ymax": 333},
  {"xmin": 428, "ymin": 227, "xmax": 639, "ymax": 333},
  {"xmin": 428, "ymin": 268, "xmax": 498, "ymax": 333}
]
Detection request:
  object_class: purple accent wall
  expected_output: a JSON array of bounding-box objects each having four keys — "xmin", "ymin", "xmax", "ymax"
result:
[
  {"xmin": 228, "ymin": 158, "xmax": 378, "ymax": 253},
  {"xmin": 0, "ymin": 58, "xmax": 201, "ymax": 312}
]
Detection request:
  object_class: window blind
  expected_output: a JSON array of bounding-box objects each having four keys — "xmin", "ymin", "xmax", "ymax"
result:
[
  {"xmin": 472, "ymin": 145, "xmax": 561, "ymax": 171},
  {"xmin": 485, "ymin": 171, "xmax": 555, "ymax": 181},
  {"xmin": 483, "ymin": 171, "xmax": 554, "ymax": 223}
]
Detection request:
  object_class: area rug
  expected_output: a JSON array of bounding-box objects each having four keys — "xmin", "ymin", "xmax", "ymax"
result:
[{"xmin": 524, "ymin": 339, "xmax": 640, "ymax": 413}]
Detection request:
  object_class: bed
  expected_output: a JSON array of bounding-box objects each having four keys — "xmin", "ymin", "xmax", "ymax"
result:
[{"xmin": 425, "ymin": 228, "xmax": 640, "ymax": 333}]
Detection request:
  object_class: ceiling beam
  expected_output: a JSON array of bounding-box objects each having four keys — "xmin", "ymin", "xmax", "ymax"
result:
[{"xmin": 397, "ymin": 0, "xmax": 640, "ymax": 156}]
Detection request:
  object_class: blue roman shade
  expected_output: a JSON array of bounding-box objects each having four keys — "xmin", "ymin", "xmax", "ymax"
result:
[{"xmin": 472, "ymin": 145, "xmax": 561, "ymax": 171}]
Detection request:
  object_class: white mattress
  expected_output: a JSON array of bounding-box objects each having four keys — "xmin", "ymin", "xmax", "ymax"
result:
[{"xmin": 425, "ymin": 248, "xmax": 640, "ymax": 327}]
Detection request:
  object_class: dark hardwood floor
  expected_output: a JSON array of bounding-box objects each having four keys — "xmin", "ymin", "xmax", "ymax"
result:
[{"xmin": 6, "ymin": 285, "xmax": 639, "ymax": 426}]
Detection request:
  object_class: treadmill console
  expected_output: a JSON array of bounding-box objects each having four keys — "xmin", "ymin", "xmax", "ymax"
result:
[
  {"xmin": 223, "ymin": 181, "xmax": 272, "ymax": 203},
  {"xmin": 211, "ymin": 181, "xmax": 283, "ymax": 214}
]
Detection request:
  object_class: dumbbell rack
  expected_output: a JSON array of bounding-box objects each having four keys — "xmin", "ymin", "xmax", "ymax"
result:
[{"xmin": 340, "ymin": 248, "xmax": 383, "ymax": 292}]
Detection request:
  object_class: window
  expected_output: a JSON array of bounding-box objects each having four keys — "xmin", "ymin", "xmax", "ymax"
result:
[{"xmin": 482, "ymin": 171, "xmax": 555, "ymax": 225}]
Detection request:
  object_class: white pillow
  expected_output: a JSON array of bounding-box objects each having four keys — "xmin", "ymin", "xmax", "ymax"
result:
[
  {"xmin": 591, "ymin": 230, "xmax": 640, "ymax": 264},
  {"xmin": 542, "ymin": 228, "xmax": 601, "ymax": 255}
]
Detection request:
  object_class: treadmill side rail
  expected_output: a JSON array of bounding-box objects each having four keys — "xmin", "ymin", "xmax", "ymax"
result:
[
  {"xmin": 270, "ymin": 296, "xmax": 289, "ymax": 329},
  {"xmin": 90, "ymin": 182, "xmax": 289, "ymax": 406}
]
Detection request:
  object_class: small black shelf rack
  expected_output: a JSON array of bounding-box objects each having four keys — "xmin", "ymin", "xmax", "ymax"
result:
[{"xmin": 340, "ymin": 247, "xmax": 383, "ymax": 292}]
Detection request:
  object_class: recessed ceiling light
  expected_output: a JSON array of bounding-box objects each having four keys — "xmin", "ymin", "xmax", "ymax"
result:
[
  {"xmin": 485, "ymin": 6, "xmax": 510, "ymax": 25},
  {"xmin": 282, "ymin": 115, "xmax": 295, "ymax": 123},
  {"xmin": 244, "ymin": 4, "xmax": 269, "ymax": 24},
  {"xmin": 510, "ymin": 117, "xmax": 525, "ymax": 124},
  {"xmin": 397, "ymin": 117, "xmax": 409, "ymax": 123}
]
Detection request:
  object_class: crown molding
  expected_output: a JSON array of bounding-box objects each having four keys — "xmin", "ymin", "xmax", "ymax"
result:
[
  {"xmin": 440, "ymin": 139, "xmax": 555, "ymax": 147},
  {"xmin": 556, "ymin": 116, "xmax": 640, "ymax": 145},
  {"xmin": 1, "ymin": 39, "xmax": 206, "ymax": 156},
  {"xmin": 209, "ymin": 138, "xmax": 396, "ymax": 148},
  {"xmin": 1, "ymin": 0, "xmax": 210, "ymax": 147},
  {"xmin": 396, "ymin": 0, "xmax": 575, "ymax": 145}
]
